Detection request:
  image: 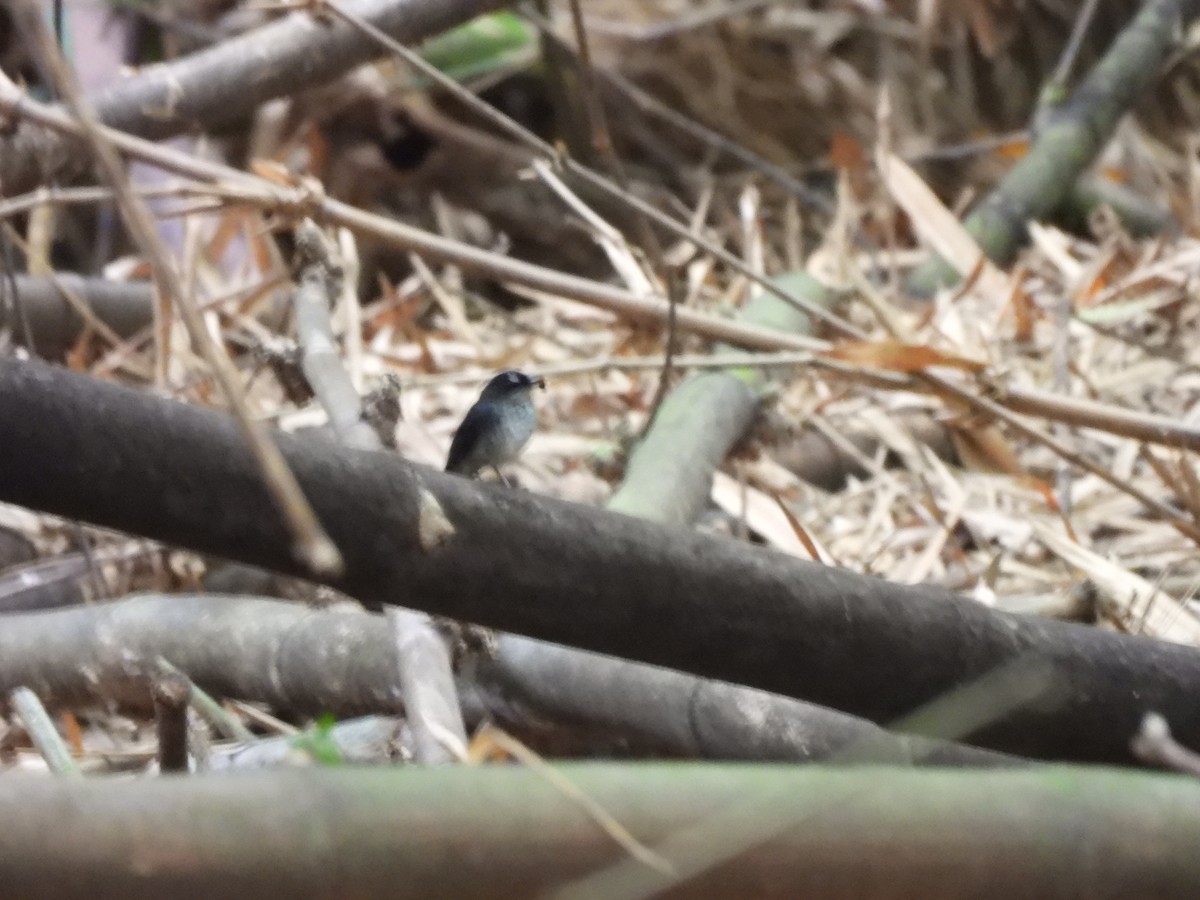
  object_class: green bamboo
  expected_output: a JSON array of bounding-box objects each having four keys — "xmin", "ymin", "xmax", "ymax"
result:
[
  {"xmin": 1, "ymin": 764, "xmax": 1198, "ymax": 898},
  {"xmin": 607, "ymin": 271, "xmax": 830, "ymax": 523}
]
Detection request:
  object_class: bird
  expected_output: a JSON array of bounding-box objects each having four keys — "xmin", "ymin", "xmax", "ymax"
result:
[{"xmin": 445, "ymin": 370, "xmax": 545, "ymax": 485}]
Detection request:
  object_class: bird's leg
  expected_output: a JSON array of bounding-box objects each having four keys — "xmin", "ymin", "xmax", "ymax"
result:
[{"xmin": 492, "ymin": 465, "xmax": 511, "ymax": 487}]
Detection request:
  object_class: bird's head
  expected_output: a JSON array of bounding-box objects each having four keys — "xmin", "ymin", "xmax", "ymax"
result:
[{"xmin": 479, "ymin": 370, "xmax": 546, "ymax": 402}]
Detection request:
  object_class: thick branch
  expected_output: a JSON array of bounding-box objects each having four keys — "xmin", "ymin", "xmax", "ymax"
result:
[
  {"xmin": 4, "ymin": 358, "xmax": 1200, "ymax": 763},
  {"xmin": 0, "ymin": 594, "xmax": 402, "ymax": 716},
  {"xmin": 1, "ymin": 765, "xmax": 1199, "ymax": 899},
  {"xmin": 0, "ymin": 593, "xmax": 1009, "ymax": 766},
  {"xmin": 0, "ymin": 0, "xmax": 506, "ymax": 196},
  {"xmin": 475, "ymin": 636, "xmax": 1018, "ymax": 766}
]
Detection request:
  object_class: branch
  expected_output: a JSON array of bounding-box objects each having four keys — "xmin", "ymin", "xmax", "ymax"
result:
[
  {"xmin": 8, "ymin": 686, "xmax": 78, "ymax": 776},
  {"xmin": 0, "ymin": 594, "xmax": 403, "ymax": 717},
  {"xmin": 481, "ymin": 271, "xmax": 1009, "ymax": 765},
  {"xmin": 1, "ymin": 765, "xmax": 1199, "ymax": 898},
  {"xmin": 474, "ymin": 635, "xmax": 1019, "ymax": 767},
  {"xmin": 5, "ymin": 358, "xmax": 1200, "ymax": 763},
  {"xmin": 0, "ymin": 593, "xmax": 1009, "ymax": 767}
]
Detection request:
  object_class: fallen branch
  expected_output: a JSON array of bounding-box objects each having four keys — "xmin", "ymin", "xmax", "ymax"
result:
[
  {"xmin": 491, "ymin": 270, "xmax": 1023, "ymax": 766},
  {"xmin": 474, "ymin": 635, "xmax": 1018, "ymax": 767},
  {"xmin": 0, "ymin": 594, "xmax": 402, "ymax": 716},
  {"xmin": 0, "ymin": 765, "xmax": 1198, "ymax": 898},
  {"xmin": 0, "ymin": 593, "xmax": 1011, "ymax": 767}
]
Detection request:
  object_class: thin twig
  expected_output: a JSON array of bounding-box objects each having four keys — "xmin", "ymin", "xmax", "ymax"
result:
[
  {"xmin": 152, "ymin": 669, "xmax": 192, "ymax": 773},
  {"xmin": 1049, "ymin": 0, "xmax": 1103, "ymax": 97},
  {"xmin": 10, "ymin": 686, "xmax": 78, "ymax": 776},
  {"xmin": 157, "ymin": 657, "xmax": 254, "ymax": 742},
  {"xmin": 0, "ymin": 184, "xmax": 203, "ymax": 221},
  {"xmin": 10, "ymin": 1, "xmax": 342, "ymax": 576},
  {"xmin": 563, "ymin": 0, "xmax": 678, "ymax": 433}
]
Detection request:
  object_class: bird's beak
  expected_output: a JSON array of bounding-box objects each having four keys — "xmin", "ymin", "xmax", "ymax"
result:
[{"xmin": 534, "ymin": 377, "xmax": 546, "ymax": 389}]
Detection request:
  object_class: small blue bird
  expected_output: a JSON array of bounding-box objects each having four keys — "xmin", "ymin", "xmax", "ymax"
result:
[{"xmin": 445, "ymin": 370, "xmax": 545, "ymax": 484}]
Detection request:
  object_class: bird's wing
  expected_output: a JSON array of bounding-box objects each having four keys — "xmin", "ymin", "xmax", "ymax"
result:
[{"xmin": 445, "ymin": 401, "xmax": 500, "ymax": 474}]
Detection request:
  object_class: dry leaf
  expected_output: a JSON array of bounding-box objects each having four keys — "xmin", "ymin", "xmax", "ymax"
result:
[
  {"xmin": 249, "ymin": 158, "xmax": 295, "ymax": 186},
  {"xmin": 823, "ymin": 339, "xmax": 985, "ymax": 373},
  {"xmin": 947, "ymin": 419, "xmax": 1023, "ymax": 475},
  {"xmin": 877, "ymin": 150, "xmax": 1009, "ymax": 300}
]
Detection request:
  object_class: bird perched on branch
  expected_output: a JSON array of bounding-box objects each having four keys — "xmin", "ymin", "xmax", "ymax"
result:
[{"xmin": 445, "ymin": 370, "xmax": 545, "ymax": 485}]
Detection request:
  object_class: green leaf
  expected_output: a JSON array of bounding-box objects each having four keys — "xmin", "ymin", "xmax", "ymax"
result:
[
  {"xmin": 291, "ymin": 713, "xmax": 344, "ymax": 766},
  {"xmin": 418, "ymin": 12, "xmax": 539, "ymax": 83}
]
